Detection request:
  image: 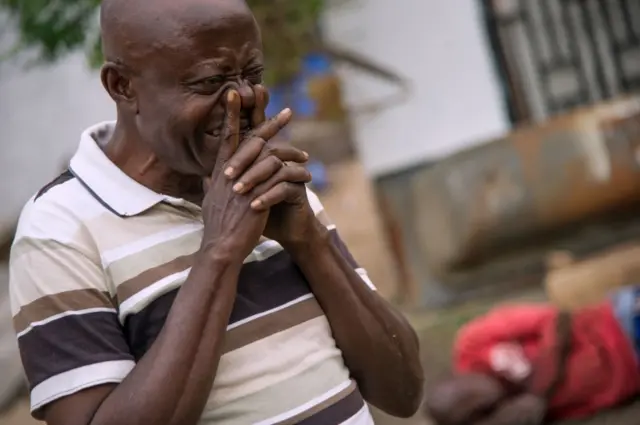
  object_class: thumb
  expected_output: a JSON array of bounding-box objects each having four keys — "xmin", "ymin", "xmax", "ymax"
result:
[{"xmin": 216, "ymin": 89, "xmax": 241, "ymax": 171}]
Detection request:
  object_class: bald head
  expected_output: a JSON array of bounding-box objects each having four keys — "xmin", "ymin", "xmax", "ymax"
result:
[{"xmin": 100, "ymin": 0, "xmax": 256, "ymax": 67}]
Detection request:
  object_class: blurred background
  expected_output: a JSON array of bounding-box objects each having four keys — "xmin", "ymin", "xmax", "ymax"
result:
[{"xmin": 1, "ymin": 0, "xmax": 640, "ymax": 424}]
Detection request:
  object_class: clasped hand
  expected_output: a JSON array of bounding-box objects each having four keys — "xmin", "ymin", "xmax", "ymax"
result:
[{"xmin": 200, "ymin": 85, "xmax": 317, "ymax": 261}]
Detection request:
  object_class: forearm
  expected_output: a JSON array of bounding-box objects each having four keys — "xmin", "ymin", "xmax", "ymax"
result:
[
  {"xmin": 90, "ymin": 250, "xmax": 241, "ymax": 425},
  {"xmin": 286, "ymin": 223, "xmax": 424, "ymax": 417}
]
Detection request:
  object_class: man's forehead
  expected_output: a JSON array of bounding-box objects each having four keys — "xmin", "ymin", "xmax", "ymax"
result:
[{"xmin": 101, "ymin": 0, "xmax": 258, "ymax": 62}]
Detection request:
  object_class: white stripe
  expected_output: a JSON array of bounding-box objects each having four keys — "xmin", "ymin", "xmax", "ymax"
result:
[
  {"xmin": 339, "ymin": 404, "xmax": 375, "ymax": 425},
  {"xmin": 118, "ymin": 269, "xmax": 190, "ymax": 322},
  {"xmin": 306, "ymin": 187, "xmax": 324, "ymax": 215},
  {"xmin": 227, "ymin": 293, "xmax": 315, "ymax": 331},
  {"xmin": 101, "ymin": 223, "xmax": 202, "ymax": 266},
  {"xmin": 355, "ymin": 268, "xmax": 377, "ymax": 291},
  {"xmin": 16, "ymin": 307, "xmax": 117, "ymax": 339},
  {"xmin": 327, "ymin": 224, "xmax": 337, "ymax": 231},
  {"xmin": 254, "ymin": 379, "xmax": 353, "ymax": 425},
  {"xmin": 31, "ymin": 360, "xmax": 135, "ymax": 413},
  {"xmin": 244, "ymin": 240, "xmax": 283, "ymax": 263}
]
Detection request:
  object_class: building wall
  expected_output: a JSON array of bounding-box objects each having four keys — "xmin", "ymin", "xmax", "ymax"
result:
[
  {"xmin": 322, "ymin": 0, "xmax": 511, "ymax": 177},
  {"xmin": 0, "ymin": 52, "xmax": 115, "ymax": 229}
]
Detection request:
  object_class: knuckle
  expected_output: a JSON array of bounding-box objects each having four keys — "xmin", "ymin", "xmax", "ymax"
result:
[
  {"xmin": 249, "ymin": 135, "xmax": 266, "ymax": 148},
  {"xmin": 303, "ymin": 170, "xmax": 312, "ymax": 181},
  {"xmin": 264, "ymin": 144, "xmax": 279, "ymax": 157},
  {"xmin": 268, "ymin": 155, "xmax": 284, "ymax": 170}
]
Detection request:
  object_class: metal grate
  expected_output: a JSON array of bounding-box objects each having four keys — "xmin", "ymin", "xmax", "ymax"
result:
[{"xmin": 482, "ymin": 0, "xmax": 640, "ymax": 124}]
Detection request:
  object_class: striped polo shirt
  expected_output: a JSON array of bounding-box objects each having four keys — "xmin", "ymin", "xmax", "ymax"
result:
[{"xmin": 10, "ymin": 121, "xmax": 377, "ymax": 424}]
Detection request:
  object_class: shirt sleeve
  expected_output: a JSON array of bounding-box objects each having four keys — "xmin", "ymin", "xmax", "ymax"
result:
[
  {"xmin": 9, "ymin": 204, "xmax": 135, "ymax": 418},
  {"xmin": 306, "ymin": 187, "xmax": 376, "ymax": 291}
]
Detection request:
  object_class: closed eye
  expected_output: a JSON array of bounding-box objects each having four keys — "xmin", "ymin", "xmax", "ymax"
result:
[
  {"xmin": 243, "ymin": 67, "xmax": 264, "ymax": 84},
  {"xmin": 191, "ymin": 76, "xmax": 224, "ymax": 94}
]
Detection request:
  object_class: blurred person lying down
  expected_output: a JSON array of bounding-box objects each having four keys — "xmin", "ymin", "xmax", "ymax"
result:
[{"xmin": 424, "ymin": 285, "xmax": 640, "ymax": 425}]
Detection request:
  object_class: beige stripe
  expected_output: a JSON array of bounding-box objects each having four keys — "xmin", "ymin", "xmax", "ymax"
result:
[
  {"xmin": 275, "ymin": 381, "xmax": 357, "ymax": 425},
  {"xmin": 202, "ymin": 357, "xmax": 352, "ymax": 424},
  {"xmin": 223, "ymin": 297, "xmax": 324, "ymax": 354},
  {"xmin": 13, "ymin": 289, "xmax": 114, "ymax": 334},
  {"xmin": 84, "ymin": 208, "xmax": 198, "ymax": 252},
  {"xmin": 10, "ymin": 241, "xmax": 109, "ymax": 314},
  {"xmin": 108, "ymin": 230, "xmax": 201, "ymax": 286},
  {"xmin": 210, "ymin": 316, "xmax": 348, "ymax": 407},
  {"xmin": 117, "ymin": 254, "xmax": 195, "ymax": 302},
  {"xmin": 10, "ymin": 236, "xmax": 100, "ymax": 265}
]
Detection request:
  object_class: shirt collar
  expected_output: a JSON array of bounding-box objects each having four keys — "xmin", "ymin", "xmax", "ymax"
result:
[{"xmin": 69, "ymin": 121, "xmax": 167, "ymax": 217}]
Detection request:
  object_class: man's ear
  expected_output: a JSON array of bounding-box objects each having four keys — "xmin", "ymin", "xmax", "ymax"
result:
[{"xmin": 101, "ymin": 62, "xmax": 137, "ymax": 113}]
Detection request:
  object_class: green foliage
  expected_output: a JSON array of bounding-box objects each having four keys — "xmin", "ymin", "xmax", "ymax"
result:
[
  {"xmin": 0, "ymin": 0, "xmax": 325, "ymax": 86},
  {"xmin": 248, "ymin": 0, "xmax": 325, "ymax": 86}
]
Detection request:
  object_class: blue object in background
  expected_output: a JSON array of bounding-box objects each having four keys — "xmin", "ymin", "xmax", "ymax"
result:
[
  {"xmin": 266, "ymin": 53, "xmax": 334, "ymax": 194},
  {"xmin": 265, "ymin": 53, "xmax": 333, "ymax": 119},
  {"xmin": 307, "ymin": 160, "xmax": 329, "ymax": 193}
]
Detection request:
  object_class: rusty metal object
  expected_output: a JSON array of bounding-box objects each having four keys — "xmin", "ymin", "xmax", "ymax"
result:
[
  {"xmin": 544, "ymin": 244, "xmax": 640, "ymax": 311},
  {"xmin": 414, "ymin": 96, "xmax": 640, "ymax": 272}
]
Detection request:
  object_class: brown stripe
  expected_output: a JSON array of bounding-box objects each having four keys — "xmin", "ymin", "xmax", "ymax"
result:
[
  {"xmin": 275, "ymin": 381, "xmax": 357, "ymax": 425},
  {"xmin": 13, "ymin": 288, "xmax": 114, "ymax": 334},
  {"xmin": 315, "ymin": 210, "xmax": 333, "ymax": 227},
  {"xmin": 117, "ymin": 254, "xmax": 194, "ymax": 302},
  {"xmin": 223, "ymin": 297, "xmax": 324, "ymax": 354}
]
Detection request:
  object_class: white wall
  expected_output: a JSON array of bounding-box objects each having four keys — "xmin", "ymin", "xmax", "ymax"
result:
[
  {"xmin": 0, "ymin": 52, "xmax": 114, "ymax": 228},
  {"xmin": 322, "ymin": 0, "xmax": 511, "ymax": 176}
]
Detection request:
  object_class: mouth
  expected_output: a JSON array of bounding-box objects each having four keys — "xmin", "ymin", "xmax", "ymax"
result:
[{"xmin": 204, "ymin": 113, "xmax": 252, "ymax": 140}]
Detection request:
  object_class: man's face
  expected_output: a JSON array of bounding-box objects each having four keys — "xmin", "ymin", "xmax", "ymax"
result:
[{"xmin": 131, "ymin": 2, "xmax": 263, "ymax": 177}]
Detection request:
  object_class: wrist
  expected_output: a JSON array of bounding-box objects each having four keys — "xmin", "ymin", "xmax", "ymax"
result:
[
  {"xmin": 197, "ymin": 243, "xmax": 244, "ymax": 271},
  {"xmin": 282, "ymin": 219, "xmax": 331, "ymax": 258}
]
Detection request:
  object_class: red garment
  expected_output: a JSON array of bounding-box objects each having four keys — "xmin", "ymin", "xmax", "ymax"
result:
[{"xmin": 454, "ymin": 302, "xmax": 640, "ymax": 420}]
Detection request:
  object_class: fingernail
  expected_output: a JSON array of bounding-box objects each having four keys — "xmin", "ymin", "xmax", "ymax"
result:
[
  {"xmin": 224, "ymin": 167, "xmax": 234, "ymax": 177},
  {"xmin": 280, "ymin": 108, "xmax": 292, "ymax": 118},
  {"xmin": 233, "ymin": 182, "xmax": 244, "ymax": 193},
  {"xmin": 227, "ymin": 91, "xmax": 236, "ymax": 102},
  {"xmin": 251, "ymin": 199, "xmax": 262, "ymax": 209},
  {"xmin": 302, "ymin": 151, "xmax": 309, "ymax": 160}
]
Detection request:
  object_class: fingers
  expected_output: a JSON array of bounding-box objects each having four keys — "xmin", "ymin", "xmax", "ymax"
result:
[
  {"xmin": 252, "ymin": 107, "xmax": 293, "ymax": 143},
  {"xmin": 225, "ymin": 136, "xmax": 308, "ymax": 180},
  {"xmin": 251, "ymin": 85, "xmax": 269, "ymax": 128},
  {"xmin": 223, "ymin": 135, "xmax": 265, "ymax": 178},
  {"xmin": 247, "ymin": 164, "xmax": 311, "ymax": 206},
  {"xmin": 250, "ymin": 181, "xmax": 306, "ymax": 211},
  {"xmin": 231, "ymin": 145, "xmax": 309, "ymax": 193},
  {"xmin": 217, "ymin": 90, "xmax": 241, "ymax": 169}
]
